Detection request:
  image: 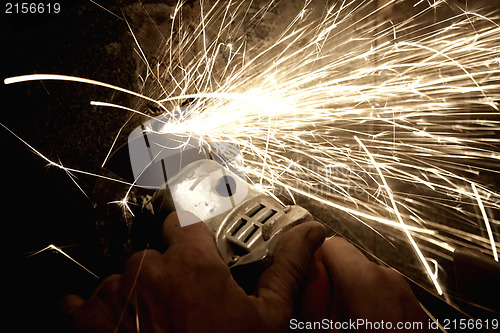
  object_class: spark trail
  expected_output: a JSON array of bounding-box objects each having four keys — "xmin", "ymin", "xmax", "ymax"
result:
[{"xmin": 4, "ymin": 0, "xmax": 500, "ymax": 310}]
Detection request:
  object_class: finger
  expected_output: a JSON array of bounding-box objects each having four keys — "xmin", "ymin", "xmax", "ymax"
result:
[
  {"xmin": 322, "ymin": 237, "xmax": 429, "ymax": 325},
  {"xmin": 299, "ymin": 248, "xmax": 331, "ymax": 322},
  {"xmin": 321, "ymin": 236, "xmax": 373, "ymax": 284},
  {"xmin": 162, "ymin": 211, "xmax": 220, "ymax": 255},
  {"xmin": 60, "ymin": 294, "xmax": 84, "ymax": 316},
  {"xmin": 256, "ymin": 221, "xmax": 325, "ymax": 314}
]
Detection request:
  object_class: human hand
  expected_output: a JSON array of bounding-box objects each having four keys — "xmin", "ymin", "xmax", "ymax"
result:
[
  {"xmin": 299, "ymin": 237, "xmax": 429, "ymax": 332},
  {"xmin": 60, "ymin": 211, "xmax": 325, "ymax": 333}
]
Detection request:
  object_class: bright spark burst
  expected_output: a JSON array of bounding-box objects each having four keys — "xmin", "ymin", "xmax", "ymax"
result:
[{"xmin": 4, "ymin": 0, "xmax": 500, "ymax": 310}]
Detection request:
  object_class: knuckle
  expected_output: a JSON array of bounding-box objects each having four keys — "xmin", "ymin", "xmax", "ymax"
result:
[
  {"xmin": 138, "ymin": 259, "xmax": 165, "ymax": 286},
  {"xmin": 123, "ymin": 249, "xmax": 166, "ymax": 289},
  {"xmin": 126, "ymin": 249, "xmax": 154, "ymax": 269},
  {"xmin": 95, "ymin": 274, "xmax": 122, "ymax": 299}
]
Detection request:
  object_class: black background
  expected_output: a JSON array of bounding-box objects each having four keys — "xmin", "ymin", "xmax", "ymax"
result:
[{"xmin": 1, "ymin": 1, "xmax": 140, "ymax": 330}]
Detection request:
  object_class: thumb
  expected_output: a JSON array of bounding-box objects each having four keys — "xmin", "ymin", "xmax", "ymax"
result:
[{"xmin": 256, "ymin": 221, "xmax": 325, "ymax": 320}]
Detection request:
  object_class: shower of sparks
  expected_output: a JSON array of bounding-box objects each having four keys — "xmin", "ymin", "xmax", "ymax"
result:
[
  {"xmin": 355, "ymin": 134, "xmax": 443, "ymax": 294},
  {"xmin": 471, "ymin": 182, "xmax": 499, "ymax": 262},
  {"xmin": 3, "ymin": 0, "xmax": 500, "ymax": 304}
]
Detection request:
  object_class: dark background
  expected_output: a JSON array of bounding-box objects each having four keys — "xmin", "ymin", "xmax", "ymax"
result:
[{"xmin": 1, "ymin": 1, "xmax": 141, "ymax": 330}]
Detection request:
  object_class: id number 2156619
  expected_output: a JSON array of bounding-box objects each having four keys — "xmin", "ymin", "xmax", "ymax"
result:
[{"xmin": 5, "ymin": 3, "xmax": 60, "ymax": 14}]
